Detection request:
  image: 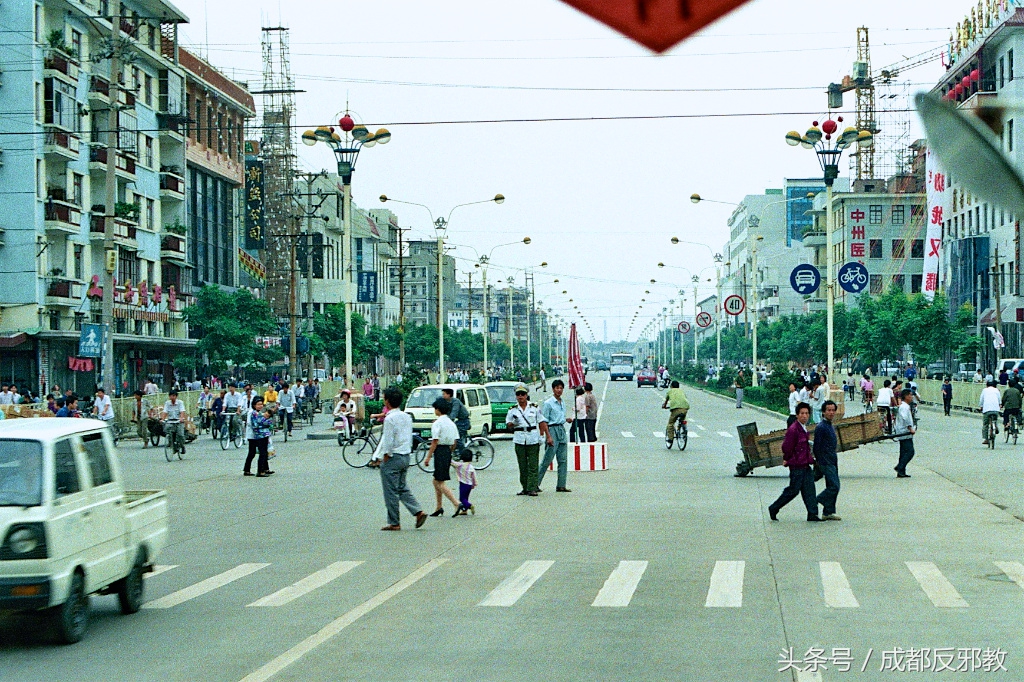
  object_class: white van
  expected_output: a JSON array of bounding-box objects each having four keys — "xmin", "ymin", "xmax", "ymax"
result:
[
  {"xmin": 998, "ymin": 359, "xmax": 1024, "ymax": 375},
  {"xmin": 404, "ymin": 384, "xmax": 492, "ymax": 437}
]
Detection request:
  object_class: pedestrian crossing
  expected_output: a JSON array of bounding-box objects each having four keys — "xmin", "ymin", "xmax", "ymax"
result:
[
  {"xmin": 138, "ymin": 558, "xmax": 1024, "ymax": 612},
  {"xmin": 622, "ymin": 423, "xmax": 728, "ymax": 441}
]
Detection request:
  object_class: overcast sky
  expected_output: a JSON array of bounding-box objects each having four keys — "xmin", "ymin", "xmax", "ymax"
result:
[{"xmin": 175, "ymin": 0, "xmax": 971, "ymax": 343}]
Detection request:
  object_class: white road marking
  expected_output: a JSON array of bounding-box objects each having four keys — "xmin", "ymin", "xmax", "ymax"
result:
[
  {"xmin": 247, "ymin": 561, "xmax": 363, "ymax": 607},
  {"xmin": 479, "ymin": 560, "xmax": 555, "ymax": 607},
  {"xmin": 820, "ymin": 561, "xmax": 859, "ymax": 608},
  {"xmin": 596, "ymin": 379, "xmax": 609, "ymax": 430},
  {"xmin": 237, "ymin": 559, "xmax": 446, "ymax": 682},
  {"xmin": 905, "ymin": 561, "xmax": 969, "ymax": 608},
  {"xmin": 705, "ymin": 561, "xmax": 744, "ymax": 608},
  {"xmin": 717, "ymin": 431, "xmax": 734, "ymax": 438},
  {"xmin": 145, "ymin": 564, "xmax": 178, "ymax": 579},
  {"xmin": 621, "ymin": 432, "xmax": 635, "ymax": 438},
  {"xmin": 592, "ymin": 560, "xmax": 648, "ymax": 607},
  {"xmin": 653, "ymin": 431, "xmax": 665, "ymax": 439},
  {"xmin": 696, "ymin": 424, "xmax": 706, "ymax": 431},
  {"xmin": 994, "ymin": 561, "xmax": 1024, "ymax": 590},
  {"xmin": 145, "ymin": 563, "xmax": 270, "ymax": 609},
  {"xmin": 687, "ymin": 432, "xmax": 700, "ymax": 438}
]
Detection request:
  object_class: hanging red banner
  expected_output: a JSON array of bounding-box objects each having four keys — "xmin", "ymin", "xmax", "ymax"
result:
[
  {"xmin": 557, "ymin": 0, "xmax": 753, "ymax": 53},
  {"xmin": 68, "ymin": 357, "xmax": 95, "ymax": 372}
]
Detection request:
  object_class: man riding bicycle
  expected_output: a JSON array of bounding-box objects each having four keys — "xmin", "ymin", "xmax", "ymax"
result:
[
  {"xmin": 662, "ymin": 380, "xmax": 690, "ymax": 448},
  {"xmin": 980, "ymin": 380, "xmax": 1002, "ymax": 445},
  {"xmin": 1002, "ymin": 380, "xmax": 1023, "ymax": 432},
  {"xmin": 162, "ymin": 390, "xmax": 187, "ymax": 455},
  {"xmin": 222, "ymin": 384, "xmax": 246, "ymax": 439}
]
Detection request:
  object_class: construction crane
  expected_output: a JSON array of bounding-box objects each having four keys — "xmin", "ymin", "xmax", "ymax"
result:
[{"xmin": 828, "ymin": 27, "xmax": 946, "ymax": 181}]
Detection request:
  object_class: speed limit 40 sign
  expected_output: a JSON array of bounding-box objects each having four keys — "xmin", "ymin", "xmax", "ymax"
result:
[{"xmin": 723, "ymin": 295, "xmax": 746, "ymax": 316}]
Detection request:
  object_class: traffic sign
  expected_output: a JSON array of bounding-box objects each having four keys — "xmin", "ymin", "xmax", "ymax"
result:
[
  {"xmin": 723, "ymin": 295, "xmax": 745, "ymax": 316},
  {"xmin": 838, "ymin": 262, "xmax": 870, "ymax": 294},
  {"xmin": 677, "ymin": 321, "xmax": 691, "ymax": 334},
  {"xmin": 696, "ymin": 311, "xmax": 713, "ymax": 328},
  {"xmin": 78, "ymin": 323, "xmax": 104, "ymax": 358},
  {"xmin": 790, "ymin": 264, "xmax": 821, "ymax": 295},
  {"xmin": 557, "ymin": 0, "xmax": 754, "ymax": 53}
]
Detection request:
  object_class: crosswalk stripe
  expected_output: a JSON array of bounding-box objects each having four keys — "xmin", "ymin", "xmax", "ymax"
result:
[
  {"xmin": 479, "ymin": 560, "xmax": 554, "ymax": 607},
  {"xmin": 592, "ymin": 561, "xmax": 648, "ymax": 607},
  {"xmin": 820, "ymin": 561, "xmax": 859, "ymax": 608},
  {"xmin": 688, "ymin": 432, "xmax": 700, "ymax": 438},
  {"xmin": 145, "ymin": 565, "xmax": 178, "ymax": 580},
  {"xmin": 621, "ymin": 431, "xmax": 635, "ymax": 438},
  {"xmin": 906, "ymin": 561, "xmax": 968, "ymax": 608},
  {"xmin": 994, "ymin": 561, "xmax": 1024, "ymax": 590},
  {"xmin": 237, "ymin": 559, "xmax": 446, "ymax": 682},
  {"xmin": 653, "ymin": 431, "xmax": 665, "ymax": 439},
  {"xmin": 144, "ymin": 563, "xmax": 270, "ymax": 609},
  {"xmin": 247, "ymin": 561, "xmax": 363, "ymax": 607},
  {"xmin": 696, "ymin": 424, "xmax": 706, "ymax": 431},
  {"xmin": 717, "ymin": 431, "xmax": 733, "ymax": 438},
  {"xmin": 705, "ymin": 561, "xmax": 744, "ymax": 608}
]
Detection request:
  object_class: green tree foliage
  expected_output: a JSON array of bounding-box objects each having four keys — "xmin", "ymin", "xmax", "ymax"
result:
[{"xmin": 182, "ymin": 286, "xmax": 279, "ymax": 371}]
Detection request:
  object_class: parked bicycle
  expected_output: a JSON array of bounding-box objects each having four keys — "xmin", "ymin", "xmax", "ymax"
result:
[{"xmin": 341, "ymin": 425, "xmax": 382, "ymax": 468}]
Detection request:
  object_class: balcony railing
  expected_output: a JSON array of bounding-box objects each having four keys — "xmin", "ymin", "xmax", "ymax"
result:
[
  {"xmin": 90, "ymin": 75, "xmax": 110, "ymax": 98},
  {"xmin": 90, "ymin": 215, "xmax": 137, "ymax": 241},
  {"xmin": 160, "ymin": 235, "xmax": 187, "ymax": 258},
  {"xmin": 46, "ymin": 279, "xmax": 83, "ymax": 302},
  {"xmin": 89, "ymin": 147, "xmax": 136, "ymax": 176},
  {"xmin": 45, "ymin": 200, "xmax": 82, "ymax": 229},
  {"xmin": 43, "ymin": 50, "xmax": 79, "ymax": 81},
  {"xmin": 159, "ymin": 172, "xmax": 184, "ymax": 195},
  {"xmin": 43, "ymin": 128, "xmax": 81, "ymax": 157}
]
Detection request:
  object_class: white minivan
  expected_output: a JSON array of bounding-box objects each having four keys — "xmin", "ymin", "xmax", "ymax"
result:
[{"xmin": 404, "ymin": 384, "xmax": 492, "ymax": 437}]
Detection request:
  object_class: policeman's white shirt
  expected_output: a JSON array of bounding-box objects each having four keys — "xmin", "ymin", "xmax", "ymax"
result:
[{"xmin": 506, "ymin": 402, "xmax": 542, "ymax": 446}]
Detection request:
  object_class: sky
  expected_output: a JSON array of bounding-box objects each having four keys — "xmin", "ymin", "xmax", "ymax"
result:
[{"xmin": 172, "ymin": 0, "xmax": 975, "ymax": 344}]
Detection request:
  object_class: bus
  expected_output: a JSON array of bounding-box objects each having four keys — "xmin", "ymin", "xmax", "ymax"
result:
[{"xmin": 609, "ymin": 353, "xmax": 635, "ymax": 381}]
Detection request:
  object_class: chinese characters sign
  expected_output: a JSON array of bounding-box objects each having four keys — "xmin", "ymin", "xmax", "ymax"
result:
[
  {"xmin": 924, "ymin": 148, "xmax": 949, "ymax": 301},
  {"xmin": 357, "ymin": 272, "xmax": 378, "ymax": 303},
  {"xmin": 849, "ymin": 207, "xmax": 866, "ymax": 263},
  {"xmin": 244, "ymin": 159, "xmax": 266, "ymax": 250}
]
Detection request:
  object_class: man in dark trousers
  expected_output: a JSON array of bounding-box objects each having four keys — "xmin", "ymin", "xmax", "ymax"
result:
[
  {"xmin": 768, "ymin": 402, "xmax": 821, "ymax": 522},
  {"xmin": 941, "ymin": 376, "xmax": 953, "ymax": 416},
  {"xmin": 814, "ymin": 400, "xmax": 841, "ymax": 521}
]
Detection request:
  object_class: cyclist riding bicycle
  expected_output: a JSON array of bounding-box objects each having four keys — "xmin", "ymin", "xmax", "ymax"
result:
[
  {"xmin": 980, "ymin": 380, "xmax": 1002, "ymax": 445},
  {"xmin": 1002, "ymin": 380, "xmax": 1023, "ymax": 432},
  {"xmin": 333, "ymin": 389, "xmax": 357, "ymax": 439},
  {"xmin": 662, "ymin": 380, "xmax": 690, "ymax": 447},
  {"xmin": 442, "ymin": 387, "xmax": 471, "ymax": 450},
  {"xmin": 222, "ymin": 384, "xmax": 246, "ymax": 438},
  {"xmin": 162, "ymin": 390, "xmax": 187, "ymax": 455}
]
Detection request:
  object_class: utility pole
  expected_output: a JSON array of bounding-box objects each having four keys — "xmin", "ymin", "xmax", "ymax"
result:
[
  {"xmin": 289, "ymin": 237, "xmax": 298, "ymax": 378},
  {"xmin": 102, "ymin": 0, "xmax": 121, "ymax": 394},
  {"xmin": 289, "ymin": 171, "xmax": 328, "ymax": 379},
  {"xmin": 466, "ymin": 270, "xmax": 474, "ymax": 335},
  {"xmin": 994, "ymin": 245, "xmax": 1003, "ymax": 367},
  {"xmin": 396, "ymin": 225, "xmax": 407, "ymax": 371}
]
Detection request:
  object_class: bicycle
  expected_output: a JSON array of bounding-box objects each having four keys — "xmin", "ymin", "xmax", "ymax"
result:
[
  {"xmin": 671, "ymin": 414, "xmax": 688, "ymax": 451},
  {"xmin": 1006, "ymin": 412, "xmax": 1020, "ymax": 445},
  {"xmin": 197, "ymin": 408, "xmax": 212, "ymax": 435},
  {"xmin": 984, "ymin": 412, "xmax": 998, "ymax": 448},
  {"xmin": 163, "ymin": 421, "xmax": 185, "ymax": 461},
  {"xmin": 341, "ymin": 425, "xmax": 381, "ymax": 468},
  {"xmin": 220, "ymin": 412, "xmax": 244, "ymax": 450},
  {"xmin": 299, "ymin": 399, "xmax": 316, "ymax": 427},
  {"xmin": 415, "ymin": 434, "xmax": 495, "ymax": 472}
]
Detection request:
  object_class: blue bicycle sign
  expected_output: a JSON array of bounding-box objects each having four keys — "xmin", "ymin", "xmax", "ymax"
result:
[
  {"xmin": 789, "ymin": 264, "xmax": 821, "ymax": 295},
  {"xmin": 838, "ymin": 262, "xmax": 870, "ymax": 294}
]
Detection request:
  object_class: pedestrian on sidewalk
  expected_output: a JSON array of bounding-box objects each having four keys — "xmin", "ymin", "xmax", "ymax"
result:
[
  {"xmin": 941, "ymin": 376, "xmax": 953, "ymax": 416},
  {"xmin": 814, "ymin": 400, "xmax": 841, "ymax": 521},
  {"xmin": 980, "ymin": 380, "xmax": 1002, "ymax": 445},
  {"xmin": 768, "ymin": 402, "xmax": 821, "ymax": 522},
  {"xmin": 538, "ymin": 379, "xmax": 572, "ymax": 492},
  {"xmin": 787, "ymin": 383, "xmax": 799, "ymax": 427},
  {"xmin": 584, "ymin": 382, "xmax": 598, "ymax": 442},
  {"xmin": 423, "ymin": 397, "xmax": 464, "ymax": 516},
  {"xmin": 570, "ymin": 387, "xmax": 586, "ymax": 443},
  {"xmin": 538, "ymin": 367, "xmax": 547, "ymax": 392},
  {"xmin": 243, "ymin": 398, "xmax": 276, "ymax": 477},
  {"xmin": 894, "ymin": 389, "xmax": 917, "ymax": 477},
  {"xmin": 507, "ymin": 383, "xmax": 541, "ymax": 496},
  {"xmin": 451, "ymin": 450, "xmax": 477, "ymax": 516},
  {"xmin": 373, "ymin": 387, "xmax": 427, "ymax": 531},
  {"xmin": 811, "ymin": 375, "xmax": 828, "ymax": 424},
  {"xmin": 734, "ymin": 373, "xmax": 744, "ymax": 409}
]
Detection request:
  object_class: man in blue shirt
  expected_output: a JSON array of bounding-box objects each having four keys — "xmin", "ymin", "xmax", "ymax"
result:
[
  {"xmin": 537, "ymin": 379, "xmax": 574, "ymax": 493},
  {"xmin": 813, "ymin": 400, "xmax": 841, "ymax": 521}
]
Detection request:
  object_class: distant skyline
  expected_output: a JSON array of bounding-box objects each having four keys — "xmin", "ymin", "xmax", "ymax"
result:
[{"xmin": 176, "ymin": 0, "xmax": 973, "ymax": 343}]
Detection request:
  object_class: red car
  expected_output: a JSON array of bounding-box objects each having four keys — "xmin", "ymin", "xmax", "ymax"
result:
[{"xmin": 637, "ymin": 369, "xmax": 658, "ymax": 387}]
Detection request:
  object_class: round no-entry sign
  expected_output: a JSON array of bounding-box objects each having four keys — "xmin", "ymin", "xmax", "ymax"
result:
[
  {"xmin": 677, "ymin": 321, "xmax": 691, "ymax": 334},
  {"xmin": 724, "ymin": 295, "xmax": 746, "ymax": 316},
  {"xmin": 696, "ymin": 311, "xmax": 713, "ymax": 328}
]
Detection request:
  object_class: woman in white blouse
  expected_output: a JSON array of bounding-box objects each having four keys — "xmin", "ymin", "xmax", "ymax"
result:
[{"xmin": 423, "ymin": 397, "xmax": 463, "ymax": 516}]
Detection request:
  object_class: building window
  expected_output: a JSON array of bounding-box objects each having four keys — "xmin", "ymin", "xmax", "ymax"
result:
[
  {"xmin": 146, "ymin": 198, "xmax": 155, "ymax": 231},
  {"xmin": 891, "ymin": 275, "xmax": 905, "ymax": 292},
  {"xmin": 911, "ymin": 275, "xmax": 922, "ymax": 294},
  {"xmin": 132, "ymin": 67, "xmax": 141, "ymax": 92},
  {"xmin": 73, "ymin": 245, "xmax": 83, "ymax": 280},
  {"xmin": 910, "ymin": 239, "xmax": 924, "ymax": 259},
  {"xmin": 1009, "ymin": 119, "xmax": 1015, "ymax": 153},
  {"xmin": 72, "ymin": 173, "xmax": 83, "ymax": 206},
  {"xmin": 118, "ymin": 250, "xmax": 139, "ymax": 285},
  {"xmin": 869, "ymin": 239, "xmax": 882, "ymax": 259},
  {"xmin": 892, "ymin": 239, "xmax": 906, "ymax": 259},
  {"xmin": 207, "ymin": 107, "xmax": 214, "ymax": 148},
  {"xmin": 869, "ymin": 205, "xmax": 884, "ymax": 225},
  {"xmin": 189, "ymin": 168, "xmax": 235, "ymax": 287},
  {"xmin": 217, "ymin": 113, "xmax": 224, "ymax": 153},
  {"xmin": 71, "ymin": 29, "xmax": 82, "ymax": 59},
  {"xmin": 143, "ymin": 134, "xmax": 154, "ymax": 167},
  {"xmin": 1011, "ymin": 50, "xmax": 1016, "ymax": 82},
  {"xmin": 144, "ymin": 74, "xmax": 153, "ymax": 107},
  {"xmin": 45, "ymin": 78, "xmax": 80, "ymax": 131},
  {"xmin": 891, "ymin": 205, "xmax": 905, "ymax": 225},
  {"xmin": 910, "ymin": 205, "xmax": 924, "ymax": 221},
  {"xmin": 1001, "ymin": 57, "xmax": 1006, "ymax": 88},
  {"xmin": 185, "ymin": 95, "xmax": 192, "ymax": 139}
]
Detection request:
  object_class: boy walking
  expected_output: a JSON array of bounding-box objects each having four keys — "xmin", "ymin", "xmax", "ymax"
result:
[{"xmin": 452, "ymin": 451, "xmax": 477, "ymax": 516}]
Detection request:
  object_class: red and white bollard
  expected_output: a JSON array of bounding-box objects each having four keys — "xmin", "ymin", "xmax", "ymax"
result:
[{"xmin": 549, "ymin": 442, "xmax": 609, "ymax": 471}]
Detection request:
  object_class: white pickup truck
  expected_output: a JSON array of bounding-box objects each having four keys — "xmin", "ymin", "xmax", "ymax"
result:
[{"xmin": 0, "ymin": 419, "xmax": 167, "ymax": 643}]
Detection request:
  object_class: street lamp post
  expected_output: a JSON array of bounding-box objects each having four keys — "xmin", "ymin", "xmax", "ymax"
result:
[
  {"xmin": 379, "ymin": 194, "xmax": 505, "ymax": 379},
  {"xmin": 786, "ymin": 117, "xmax": 873, "ymax": 382},
  {"xmin": 750, "ymin": 233, "xmax": 764, "ymax": 386},
  {"xmin": 473, "ymin": 237, "xmax": 530, "ymax": 374},
  {"xmin": 302, "ymin": 116, "xmax": 391, "ymax": 388}
]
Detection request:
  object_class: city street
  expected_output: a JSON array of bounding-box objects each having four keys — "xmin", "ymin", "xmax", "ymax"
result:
[{"xmin": 2, "ymin": 376, "xmax": 1022, "ymax": 681}]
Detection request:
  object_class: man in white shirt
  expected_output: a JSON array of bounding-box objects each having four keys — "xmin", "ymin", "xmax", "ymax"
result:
[
  {"xmin": 811, "ymin": 377, "xmax": 829, "ymax": 424},
  {"xmin": 277, "ymin": 384, "xmax": 295, "ymax": 435},
  {"xmin": 788, "ymin": 383, "xmax": 800, "ymax": 426},
  {"xmin": 222, "ymin": 385, "xmax": 245, "ymax": 438},
  {"xmin": 894, "ymin": 388, "xmax": 917, "ymax": 477},
  {"xmin": 144, "ymin": 380, "xmax": 158, "ymax": 395},
  {"xmin": 0, "ymin": 385, "xmax": 11, "ymax": 405},
  {"xmin": 980, "ymin": 380, "xmax": 1003, "ymax": 445},
  {"xmin": 373, "ymin": 387, "xmax": 427, "ymax": 531},
  {"xmin": 93, "ymin": 388, "xmax": 114, "ymax": 422}
]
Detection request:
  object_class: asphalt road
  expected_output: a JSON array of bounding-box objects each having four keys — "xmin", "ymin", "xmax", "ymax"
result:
[{"xmin": 2, "ymin": 374, "xmax": 1023, "ymax": 681}]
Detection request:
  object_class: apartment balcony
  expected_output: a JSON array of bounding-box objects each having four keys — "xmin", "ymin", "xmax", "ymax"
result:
[
  {"xmin": 168, "ymin": 293, "xmax": 194, "ymax": 318},
  {"xmin": 87, "ymin": 75, "xmax": 135, "ymax": 109},
  {"xmin": 802, "ymin": 230, "xmax": 826, "ymax": 248},
  {"xmin": 804, "ymin": 297, "xmax": 826, "ymax": 313},
  {"xmin": 160, "ymin": 234, "xmax": 188, "ymax": 264},
  {"xmin": 89, "ymin": 215, "xmax": 138, "ymax": 245},
  {"xmin": 44, "ymin": 199, "xmax": 83, "ymax": 235},
  {"xmin": 89, "ymin": 146, "xmax": 136, "ymax": 180},
  {"xmin": 42, "ymin": 50, "xmax": 79, "ymax": 85},
  {"xmin": 159, "ymin": 171, "xmax": 185, "ymax": 200},
  {"xmin": 43, "ymin": 126, "xmax": 81, "ymax": 160},
  {"xmin": 157, "ymin": 113, "xmax": 186, "ymax": 142},
  {"xmin": 44, "ymin": 279, "xmax": 84, "ymax": 307}
]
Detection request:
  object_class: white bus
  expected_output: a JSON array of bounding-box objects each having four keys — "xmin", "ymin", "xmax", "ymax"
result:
[{"xmin": 609, "ymin": 353, "xmax": 635, "ymax": 381}]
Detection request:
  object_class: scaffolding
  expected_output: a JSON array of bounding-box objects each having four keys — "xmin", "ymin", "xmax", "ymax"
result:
[{"xmin": 257, "ymin": 27, "xmax": 299, "ymax": 319}]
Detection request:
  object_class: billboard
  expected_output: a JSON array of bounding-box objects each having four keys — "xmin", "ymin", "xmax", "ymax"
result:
[
  {"xmin": 357, "ymin": 272, "xmax": 378, "ymax": 303},
  {"xmin": 244, "ymin": 159, "xmax": 266, "ymax": 250}
]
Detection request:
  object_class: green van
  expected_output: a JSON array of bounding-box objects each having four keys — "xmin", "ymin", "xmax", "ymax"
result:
[{"xmin": 484, "ymin": 381, "xmax": 520, "ymax": 434}]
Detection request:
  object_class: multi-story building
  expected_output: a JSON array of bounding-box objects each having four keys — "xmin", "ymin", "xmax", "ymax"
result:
[
  {"xmin": 932, "ymin": 0, "xmax": 1024, "ymax": 357},
  {"xmin": 0, "ymin": 0, "xmax": 193, "ymax": 395},
  {"xmin": 393, "ymin": 240, "xmax": 456, "ymax": 328}
]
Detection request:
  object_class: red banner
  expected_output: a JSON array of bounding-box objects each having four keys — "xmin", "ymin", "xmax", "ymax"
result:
[{"xmin": 68, "ymin": 357, "xmax": 95, "ymax": 372}]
